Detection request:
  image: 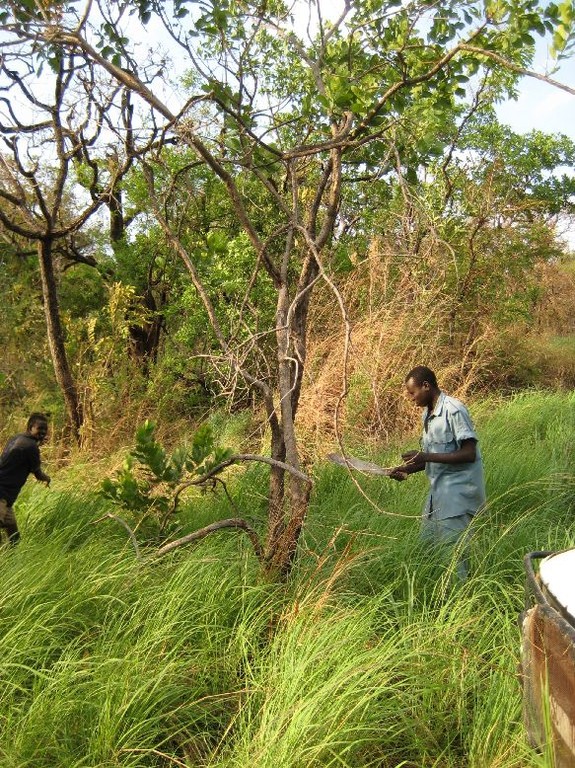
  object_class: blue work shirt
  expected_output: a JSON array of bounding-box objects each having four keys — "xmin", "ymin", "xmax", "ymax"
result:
[{"xmin": 421, "ymin": 392, "xmax": 486, "ymax": 521}]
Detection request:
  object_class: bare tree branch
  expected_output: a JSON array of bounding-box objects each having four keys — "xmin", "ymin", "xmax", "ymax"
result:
[
  {"xmin": 459, "ymin": 44, "xmax": 575, "ymax": 96},
  {"xmin": 173, "ymin": 452, "xmax": 312, "ymax": 507},
  {"xmin": 156, "ymin": 518, "xmax": 263, "ymax": 560}
]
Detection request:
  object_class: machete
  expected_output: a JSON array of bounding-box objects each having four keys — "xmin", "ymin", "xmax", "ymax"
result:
[{"xmin": 327, "ymin": 453, "xmax": 407, "ymax": 479}]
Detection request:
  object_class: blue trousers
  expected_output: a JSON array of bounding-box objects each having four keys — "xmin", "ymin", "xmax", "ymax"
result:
[{"xmin": 420, "ymin": 512, "xmax": 473, "ymax": 581}]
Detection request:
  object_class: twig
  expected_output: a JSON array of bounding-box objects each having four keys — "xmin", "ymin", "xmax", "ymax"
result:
[{"xmin": 92, "ymin": 512, "xmax": 141, "ymax": 559}]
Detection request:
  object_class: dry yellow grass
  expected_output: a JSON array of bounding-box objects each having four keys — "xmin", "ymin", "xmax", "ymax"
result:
[{"xmin": 297, "ymin": 236, "xmax": 518, "ymax": 455}]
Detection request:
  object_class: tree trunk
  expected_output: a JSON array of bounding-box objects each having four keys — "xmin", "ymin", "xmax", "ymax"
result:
[
  {"xmin": 128, "ymin": 288, "xmax": 165, "ymax": 369},
  {"xmin": 264, "ymin": 472, "xmax": 312, "ymax": 578},
  {"xmin": 37, "ymin": 239, "xmax": 83, "ymax": 442},
  {"xmin": 266, "ymin": 420, "xmax": 287, "ymax": 553},
  {"xmin": 262, "ymin": 271, "xmax": 314, "ymax": 578}
]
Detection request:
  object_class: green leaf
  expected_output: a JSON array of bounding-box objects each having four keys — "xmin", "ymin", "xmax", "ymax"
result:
[{"xmin": 207, "ymin": 231, "xmax": 228, "ymax": 254}]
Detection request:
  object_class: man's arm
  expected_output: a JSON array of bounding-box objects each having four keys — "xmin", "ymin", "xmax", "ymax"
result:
[
  {"xmin": 388, "ymin": 454, "xmax": 426, "ymax": 480},
  {"xmin": 389, "ymin": 438, "xmax": 477, "ymax": 481},
  {"xmin": 404, "ymin": 438, "xmax": 477, "ymax": 466}
]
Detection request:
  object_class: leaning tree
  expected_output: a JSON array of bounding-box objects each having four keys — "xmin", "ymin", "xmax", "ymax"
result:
[
  {"xmin": 0, "ymin": 39, "xmax": 157, "ymax": 439},
  {"xmin": 2, "ymin": 0, "xmax": 574, "ymax": 574}
]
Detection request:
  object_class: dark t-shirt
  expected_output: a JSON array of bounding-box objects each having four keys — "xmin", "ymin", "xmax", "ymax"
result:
[{"xmin": 0, "ymin": 433, "xmax": 41, "ymax": 505}]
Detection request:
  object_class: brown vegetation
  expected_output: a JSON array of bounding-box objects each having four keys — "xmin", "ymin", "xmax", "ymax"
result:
[{"xmin": 297, "ymin": 240, "xmax": 575, "ymax": 456}]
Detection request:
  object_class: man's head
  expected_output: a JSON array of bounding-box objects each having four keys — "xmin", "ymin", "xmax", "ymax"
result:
[
  {"xmin": 26, "ymin": 413, "xmax": 49, "ymax": 442},
  {"xmin": 404, "ymin": 366, "xmax": 439, "ymax": 409}
]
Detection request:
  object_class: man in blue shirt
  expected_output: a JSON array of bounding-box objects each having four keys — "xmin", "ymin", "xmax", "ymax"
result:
[
  {"xmin": 391, "ymin": 366, "xmax": 486, "ymax": 580},
  {"xmin": 0, "ymin": 413, "xmax": 51, "ymax": 545}
]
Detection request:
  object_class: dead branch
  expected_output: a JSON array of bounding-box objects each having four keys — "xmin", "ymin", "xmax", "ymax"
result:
[
  {"xmin": 172, "ymin": 453, "xmax": 312, "ymax": 511},
  {"xmin": 156, "ymin": 518, "xmax": 263, "ymax": 560}
]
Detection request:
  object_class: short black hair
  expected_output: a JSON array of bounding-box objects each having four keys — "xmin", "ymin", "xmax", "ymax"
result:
[
  {"xmin": 27, "ymin": 412, "xmax": 49, "ymax": 431},
  {"xmin": 405, "ymin": 366, "xmax": 438, "ymax": 388}
]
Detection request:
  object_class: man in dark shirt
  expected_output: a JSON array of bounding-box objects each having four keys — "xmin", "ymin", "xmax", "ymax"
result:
[{"xmin": 0, "ymin": 412, "xmax": 51, "ymax": 545}]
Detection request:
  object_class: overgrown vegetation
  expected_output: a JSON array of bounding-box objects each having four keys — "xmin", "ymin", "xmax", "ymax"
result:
[
  {"xmin": 1, "ymin": 391, "xmax": 573, "ymax": 767},
  {"xmin": 2, "ymin": 0, "xmax": 575, "ymax": 575},
  {"xmin": 100, "ymin": 420, "xmax": 233, "ymax": 539}
]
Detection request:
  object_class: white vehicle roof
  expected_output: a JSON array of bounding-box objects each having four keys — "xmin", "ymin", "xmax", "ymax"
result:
[{"xmin": 539, "ymin": 548, "xmax": 575, "ymax": 624}]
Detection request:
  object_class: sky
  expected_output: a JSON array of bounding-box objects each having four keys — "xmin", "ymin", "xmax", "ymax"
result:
[{"xmin": 495, "ymin": 57, "xmax": 575, "ymax": 139}]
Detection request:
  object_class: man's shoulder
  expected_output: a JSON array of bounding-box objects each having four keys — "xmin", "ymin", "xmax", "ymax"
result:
[
  {"xmin": 11, "ymin": 433, "xmax": 36, "ymax": 446},
  {"xmin": 441, "ymin": 393, "xmax": 470, "ymax": 416},
  {"xmin": 441, "ymin": 394, "xmax": 479, "ymax": 439},
  {"xmin": 4, "ymin": 434, "xmax": 38, "ymax": 453}
]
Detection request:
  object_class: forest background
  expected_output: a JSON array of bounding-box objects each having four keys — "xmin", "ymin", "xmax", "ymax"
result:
[
  {"xmin": 2, "ymin": 0, "xmax": 575, "ymax": 571},
  {"xmin": 2, "ymin": 1, "xmax": 575, "ymax": 765}
]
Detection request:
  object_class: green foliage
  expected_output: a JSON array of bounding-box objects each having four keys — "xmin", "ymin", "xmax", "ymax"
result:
[
  {"xmin": 119, "ymin": 152, "xmax": 277, "ymax": 364},
  {"xmin": 546, "ymin": 0, "xmax": 575, "ymax": 57},
  {"xmin": 459, "ymin": 121, "xmax": 575, "ymax": 214},
  {"xmin": 59, "ymin": 263, "xmax": 107, "ymax": 319},
  {"xmin": 0, "ymin": 247, "xmax": 57, "ymax": 424},
  {"xmin": 0, "ymin": 0, "xmax": 59, "ymax": 25},
  {"xmin": 100, "ymin": 419, "xmax": 234, "ymax": 527},
  {"xmin": 72, "ymin": 160, "xmax": 97, "ymax": 190},
  {"xmin": 4, "ymin": 0, "xmax": 575, "ymax": 454}
]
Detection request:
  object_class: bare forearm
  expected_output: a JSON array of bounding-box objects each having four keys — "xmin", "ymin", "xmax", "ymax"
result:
[
  {"xmin": 420, "ymin": 445, "xmax": 476, "ymax": 465},
  {"xmin": 400, "ymin": 440, "xmax": 476, "ymax": 468}
]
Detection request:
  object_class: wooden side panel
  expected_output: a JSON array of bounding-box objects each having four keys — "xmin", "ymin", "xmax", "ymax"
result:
[{"xmin": 521, "ymin": 604, "xmax": 575, "ymax": 766}]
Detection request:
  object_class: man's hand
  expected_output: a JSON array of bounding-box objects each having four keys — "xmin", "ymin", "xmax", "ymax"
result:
[
  {"xmin": 401, "ymin": 450, "xmax": 425, "ymax": 464},
  {"xmin": 388, "ymin": 468, "xmax": 408, "ymax": 481},
  {"xmin": 388, "ymin": 450, "xmax": 427, "ymax": 478}
]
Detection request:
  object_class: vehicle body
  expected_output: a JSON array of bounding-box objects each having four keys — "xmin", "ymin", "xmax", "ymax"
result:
[{"xmin": 521, "ymin": 549, "xmax": 575, "ymax": 766}]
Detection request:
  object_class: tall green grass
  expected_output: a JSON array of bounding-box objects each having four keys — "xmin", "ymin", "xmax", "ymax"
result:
[{"xmin": 1, "ymin": 390, "xmax": 573, "ymax": 766}]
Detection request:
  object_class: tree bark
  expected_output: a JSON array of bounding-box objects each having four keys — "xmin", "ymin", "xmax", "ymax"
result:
[{"xmin": 37, "ymin": 239, "xmax": 83, "ymax": 442}]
